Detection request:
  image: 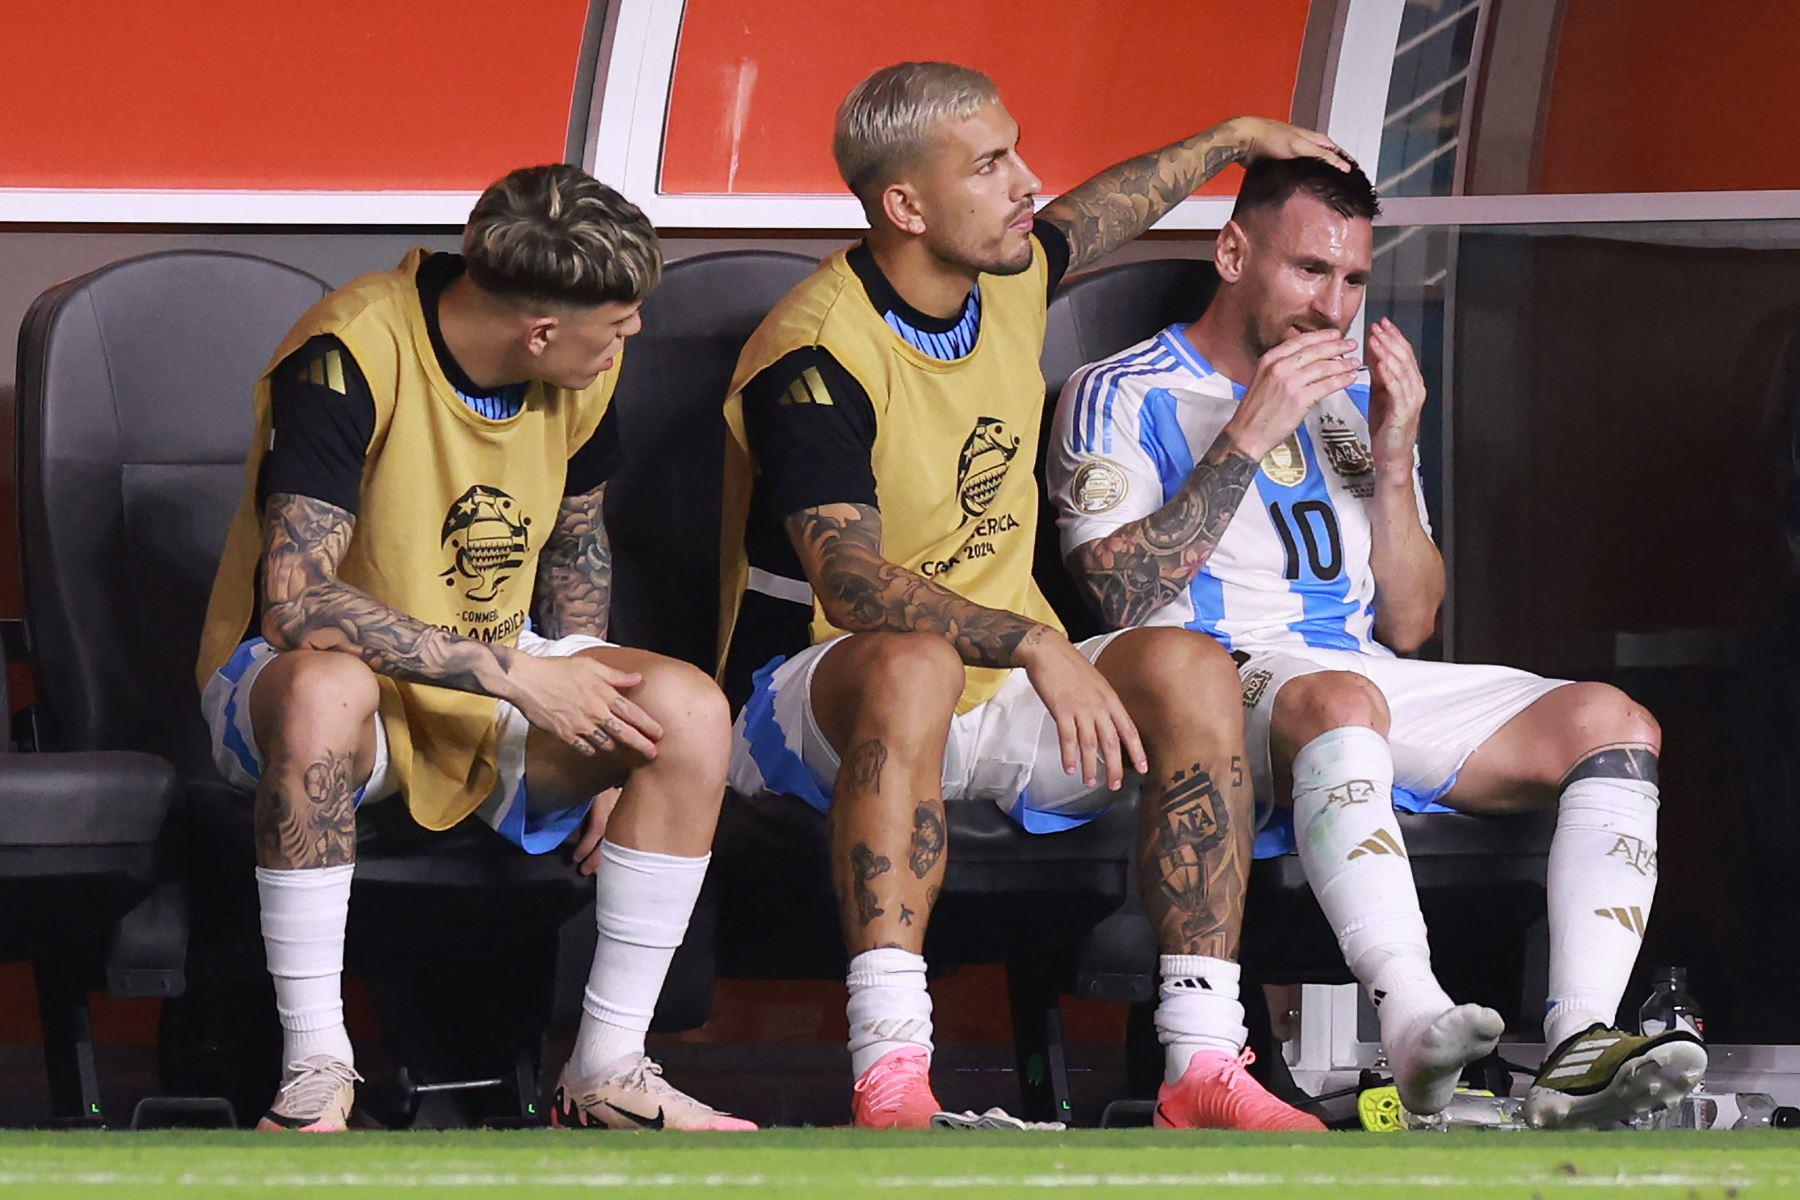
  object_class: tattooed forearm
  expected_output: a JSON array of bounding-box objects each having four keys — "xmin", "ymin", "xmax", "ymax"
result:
[
  {"xmin": 1138, "ymin": 763, "xmax": 1247, "ymax": 957},
  {"xmin": 1040, "ymin": 125, "xmax": 1245, "ymax": 271},
  {"xmin": 259, "ymin": 492, "xmax": 515, "ymax": 696},
  {"xmin": 1070, "ymin": 432, "xmax": 1258, "ymax": 628},
  {"xmin": 785, "ymin": 503, "xmax": 1047, "ymax": 668},
  {"xmin": 254, "ymin": 748, "xmax": 357, "ymax": 868},
  {"xmin": 533, "ymin": 484, "xmax": 612, "ymax": 639}
]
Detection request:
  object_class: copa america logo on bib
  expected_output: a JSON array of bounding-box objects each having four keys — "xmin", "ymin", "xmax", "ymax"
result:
[{"xmin": 1071, "ymin": 461, "xmax": 1129, "ymax": 514}]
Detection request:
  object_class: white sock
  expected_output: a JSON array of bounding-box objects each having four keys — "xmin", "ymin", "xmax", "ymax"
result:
[
  {"xmin": 1155, "ymin": 955, "xmax": 1246, "ymax": 1084},
  {"xmin": 570, "ymin": 840, "xmax": 710, "ymax": 1080},
  {"xmin": 257, "ymin": 864, "xmax": 355, "ymax": 1066},
  {"xmin": 1291, "ymin": 728, "xmax": 1450, "ymax": 1025},
  {"xmin": 846, "ymin": 947, "xmax": 934, "ymax": 1080},
  {"xmin": 1291, "ymin": 728, "xmax": 1503, "ymax": 1111},
  {"xmin": 1545, "ymin": 774, "xmax": 1659, "ymax": 1047}
]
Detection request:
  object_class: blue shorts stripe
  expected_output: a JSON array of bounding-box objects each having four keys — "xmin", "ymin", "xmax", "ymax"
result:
[
  {"xmin": 494, "ymin": 788, "xmax": 593, "ymax": 855},
  {"xmin": 742, "ymin": 655, "xmax": 832, "ymax": 813},
  {"xmin": 219, "ymin": 639, "xmax": 267, "ymax": 781},
  {"xmin": 1009, "ymin": 789, "xmax": 1102, "ymax": 834}
]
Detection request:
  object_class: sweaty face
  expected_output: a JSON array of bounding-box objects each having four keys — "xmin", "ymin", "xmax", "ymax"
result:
[
  {"xmin": 910, "ymin": 101, "xmax": 1042, "ymax": 276},
  {"xmin": 1235, "ymin": 195, "xmax": 1373, "ymax": 356},
  {"xmin": 536, "ymin": 299, "xmax": 643, "ymax": 389}
]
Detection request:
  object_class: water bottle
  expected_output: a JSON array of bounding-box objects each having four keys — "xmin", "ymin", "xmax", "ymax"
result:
[
  {"xmin": 1639, "ymin": 966, "xmax": 1705, "ymax": 1040},
  {"xmin": 1636, "ymin": 967, "xmax": 1704, "ymax": 1129}
]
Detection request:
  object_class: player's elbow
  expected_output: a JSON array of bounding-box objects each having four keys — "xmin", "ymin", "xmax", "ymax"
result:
[
  {"xmin": 259, "ymin": 603, "xmax": 303, "ymax": 652},
  {"xmin": 1069, "ymin": 547, "xmax": 1167, "ymax": 632},
  {"xmin": 259, "ymin": 588, "xmax": 332, "ymax": 653},
  {"xmin": 811, "ymin": 566, "xmax": 884, "ymax": 634},
  {"xmin": 1378, "ymin": 610, "xmax": 1439, "ymax": 655}
]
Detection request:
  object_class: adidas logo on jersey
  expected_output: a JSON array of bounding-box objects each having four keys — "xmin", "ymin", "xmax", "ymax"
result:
[
  {"xmin": 1347, "ymin": 829, "xmax": 1406, "ymax": 860},
  {"xmin": 777, "ymin": 366, "xmax": 834, "ymax": 407}
]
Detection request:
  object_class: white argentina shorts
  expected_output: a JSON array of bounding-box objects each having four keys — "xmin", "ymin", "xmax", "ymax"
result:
[
  {"xmin": 728, "ymin": 632, "xmax": 1135, "ymax": 833},
  {"xmin": 201, "ymin": 628, "xmax": 613, "ymax": 854}
]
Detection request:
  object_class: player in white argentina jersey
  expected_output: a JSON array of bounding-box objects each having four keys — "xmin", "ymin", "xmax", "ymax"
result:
[{"xmin": 1049, "ymin": 156, "xmax": 1704, "ymax": 1129}]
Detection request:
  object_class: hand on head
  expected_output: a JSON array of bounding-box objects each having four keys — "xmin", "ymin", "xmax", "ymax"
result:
[{"xmin": 1231, "ymin": 117, "xmax": 1357, "ymax": 174}]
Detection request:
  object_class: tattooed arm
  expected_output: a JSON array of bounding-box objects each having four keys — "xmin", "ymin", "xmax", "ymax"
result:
[
  {"xmin": 261, "ymin": 490, "xmax": 658, "ymax": 757},
  {"xmin": 260, "ymin": 491, "xmax": 519, "ymax": 695},
  {"xmin": 1070, "ymin": 432, "xmax": 1259, "ymax": 629},
  {"xmin": 786, "ymin": 502, "xmax": 1048, "ymax": 668},
  {"xmin": 1039, "ymin": 118, "xmax": 1352, "ymax": 273},
  {"xmin": 787, "ymin": 502, "xmax": 1149, "ymax": 789},
  {"xmin": 1065, "ymin": 327, "xmax": 1364, "ymax": 628},
  {"xmin": 533, "ymin": 483, "xmax": 612, "ymax": 640}
]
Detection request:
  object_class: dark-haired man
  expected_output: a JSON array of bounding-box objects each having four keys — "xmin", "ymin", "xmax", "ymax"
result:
[
  {"xmin": 719, "ymin": 61, "xmax": 1353, "ymax": 1131},
  {"xmin": 1050, "ymin": 156, "xmax": 1705, "ymax": 1128},
  {"xmin": 197, "ymin": 164, "xmax": 752, "ymax": 1132}
]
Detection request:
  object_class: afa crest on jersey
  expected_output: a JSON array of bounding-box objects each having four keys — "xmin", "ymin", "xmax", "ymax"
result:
[{"xmin": 1319, "ymin": 413, "xmax": 1376, "ymax": 498}]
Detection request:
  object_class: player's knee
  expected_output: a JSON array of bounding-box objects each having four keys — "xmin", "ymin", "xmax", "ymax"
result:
[
  {"xmin": 1281, "ymin": 671, "xmax": 1389, "ymax": 739},
  {"xmin": 629, "ymin": 657, "xmax": 732, "ymax": 773},
  {"xmin": 1109, "ymin": 628, "xmax": 1240, "ymax": 731},
  {"xmin": 843, "ymin": 632, "xmax": 965, "ymax": 720},
  {"xmin": 1563, "ymin": 681, "xmax": 1662, "ymax": 758},
  {"xmin": 631, "ymin": 656, "xmax": 731, "ymax": 736},
  {"xmin": 255, "ymin": 650, "xmax": 378, "ymax": 751}
]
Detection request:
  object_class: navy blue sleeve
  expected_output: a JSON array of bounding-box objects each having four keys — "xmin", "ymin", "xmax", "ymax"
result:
[
  {"xmin": 1035, "ymin": 218, "xmax": 1073, "ymax": 298},
  {"xmin": 741, "ymin": 346, "xmax": 879, "ymax": 517},
  {"xmin": 564, "ymin": 405, "xmax": 623, "ymax": 496},
  {"xmin": 258, "ymin": 335, "xmax": 375, "ymax": 515}
]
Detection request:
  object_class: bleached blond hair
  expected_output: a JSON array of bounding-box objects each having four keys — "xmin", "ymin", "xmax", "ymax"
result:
[{"xmin": 832, "ymin": 62, "xmax": 999, "ymax": 211}]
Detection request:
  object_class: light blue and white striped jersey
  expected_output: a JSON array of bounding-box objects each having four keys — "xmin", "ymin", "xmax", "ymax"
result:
[{"xmin": 1048, "ymin": 324, "xmax": 1431, "ymax": 655}]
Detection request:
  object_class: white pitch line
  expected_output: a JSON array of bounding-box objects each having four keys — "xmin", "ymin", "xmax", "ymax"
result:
[{"xmin": 0, "ymin": 1169, "xmax": 1780, "ymax": 1190}]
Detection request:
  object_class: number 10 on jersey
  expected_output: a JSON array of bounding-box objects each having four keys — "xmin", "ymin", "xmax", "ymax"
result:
[{"xmin": 1268, "ymin": 500, "xmax": 1344, "ymax": 582}]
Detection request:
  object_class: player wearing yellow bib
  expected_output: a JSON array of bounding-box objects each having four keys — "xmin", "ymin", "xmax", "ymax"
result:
[
  {"xmin": 197, "ymin": 166, "xmax": 752, "ymax": 1133},
  {"xmin": 719, "ymin": 63, "xmax": 1352, "ymax": 1130}
]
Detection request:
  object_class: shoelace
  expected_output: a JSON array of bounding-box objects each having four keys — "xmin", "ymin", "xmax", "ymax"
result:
[
  {"xmin": 1200, "ymin": 1047, "xmax": 1258, "ymax": 1094},
  {"xmin": 854, "ymin": 1049, "xmax": 928, "ymax": 1113},
  {"xmin": 275, "ymin": 1058, "xmax": 363, "ymax": 1115},
  {"xmin": 603, "ymin": 1056, "xmax": 718, "ymax": 1113}
]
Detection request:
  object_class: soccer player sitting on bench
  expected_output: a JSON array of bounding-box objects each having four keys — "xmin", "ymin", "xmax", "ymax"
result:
[
  {"xmin": 1049, "ymin": 156, "xmax": 1705, "ymax": 1128},
  {"xmin": 198, "ymin": 165, "xmax": 752, "ymax": 1133},
  {"xmin": 719, "ymin": 62, "xmax": 1355, "ymax": 1131}
]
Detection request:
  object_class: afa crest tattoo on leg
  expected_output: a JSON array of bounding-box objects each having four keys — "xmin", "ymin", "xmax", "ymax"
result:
[{"xmin": 1139, "ymin": 762, "xmax": 1245, "ymax": 957}]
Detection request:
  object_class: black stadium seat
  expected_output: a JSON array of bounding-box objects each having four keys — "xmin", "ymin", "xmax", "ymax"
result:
[
  {"xmin": 0, "ymin": 631, "xmax": 179, "ymax": 1123},
  {"xmin": 16, "ymin": 251, "xmax": 595, "ymax": 1126}
]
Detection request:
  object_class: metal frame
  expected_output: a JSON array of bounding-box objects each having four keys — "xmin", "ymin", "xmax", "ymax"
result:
[{"xmin": 4, "ymin": 0, "xmax": 1799, "ymax": 230}]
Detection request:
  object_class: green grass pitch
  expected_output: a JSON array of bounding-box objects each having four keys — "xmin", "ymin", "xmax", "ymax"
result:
[{"xmin": 1, "ymin": 1129, "xmax": 1797, "ymax": 1198}]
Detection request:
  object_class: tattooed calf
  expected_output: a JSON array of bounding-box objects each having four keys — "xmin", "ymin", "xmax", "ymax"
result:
[
  {"xmin": 909, "ymin": 797, "xmax": 946, "ymax": 878},
  {"xmin": 1139, "ymin": 763, "xmax": 1241, "ymax": 952},
  {"xmin": 849, "ymin": 842, "xmax": 891, "ymax": 926}
]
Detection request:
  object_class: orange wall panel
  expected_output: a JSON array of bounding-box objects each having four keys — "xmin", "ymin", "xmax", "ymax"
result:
[
  {"xmin": 662, "ymin": 0, "xmax": 1310, "ymax": 196},
  {"xmin": 0, "ymin": 1, "xmax": 589, "ymax": 190},
  {"xmin": 1539, "ymin": 0, "xmax": 1800, "ymax": 193}
]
